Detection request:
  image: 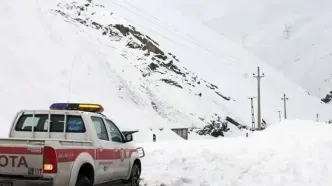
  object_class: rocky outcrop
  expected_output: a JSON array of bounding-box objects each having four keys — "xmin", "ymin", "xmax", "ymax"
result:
[
  {"xmin": 321, "ymin": 91, "xmax": 332, "ymax": 103},
  {"xmin": 51, "ymin": 0, "xmax": 246, "ymax": 137},
  {"xmin": 196, "ymin": 114, "xmax": 249, "ymax": 137},
  {"xmin": 52, "ymin": 0, "xmax": 233, "ymax": 102}
]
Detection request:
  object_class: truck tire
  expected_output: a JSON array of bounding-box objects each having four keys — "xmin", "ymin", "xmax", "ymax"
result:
[
  {"xmin": 124, "ymin": 163, "xmax": 140, "ymax": 186},
  {"xmin": 75, "ymin": 175, "xmax": 92, "ymax": 186}
]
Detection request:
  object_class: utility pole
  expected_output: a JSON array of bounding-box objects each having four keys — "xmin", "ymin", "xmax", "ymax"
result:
[
  {"xmin": 284, "ymin": 24, "xmax": 291, "ymax": 39},
  {"xmin": 277, "ymin": 110, "xmax": 281, "ymax": 121},
  {"xmin": 281, "ymin": 93, "xmax": 289, "ymax": 119},
  {"xmin": 253, "ymin": 66, "xmax": 265, "ymax": 130},
  {"xmin": 316, "ymin": 113, "xmax": 319, "ymax": 122},
  {"xmin": 248, "ymin": 96, "xmax": 256, "ymax": 131}
]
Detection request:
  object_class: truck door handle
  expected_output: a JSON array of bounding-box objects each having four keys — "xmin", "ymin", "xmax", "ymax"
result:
[{"xmin": 97, "ymin": 146, "xmax": 103, "ymax": 151}]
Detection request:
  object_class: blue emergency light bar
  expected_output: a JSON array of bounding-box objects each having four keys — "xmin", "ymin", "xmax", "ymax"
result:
[{"xmin": 50, "ymin": 103, "xmax": 104, "ymax": 113}]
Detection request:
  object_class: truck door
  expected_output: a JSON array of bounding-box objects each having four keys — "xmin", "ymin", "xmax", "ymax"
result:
[
  {"xmin": 104, "ymin": 119, "xmax": 131, "ymax": 179},
  {"xmin": 91, "ymin": 116, "xmax": 114, "ymax": 183}
]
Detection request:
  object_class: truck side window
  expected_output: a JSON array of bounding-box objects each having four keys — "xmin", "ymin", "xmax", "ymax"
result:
[
  {"xmin": 91, "ymin": 116, "xmax": 109, "ymax": 141},
  {"xmin": 15, "ymin": 114, "xmax": 86, "ymax": 133},
  {"xmin": 105, "ymin": 119, "xmax": 123, "ymax": 143},
  {"xmin": 50, "ymin": 115, "xmax": 85, "ymax": 132}
]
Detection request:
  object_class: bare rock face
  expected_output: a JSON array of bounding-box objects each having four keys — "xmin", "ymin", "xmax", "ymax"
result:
[
  {"xmin": 195, "ymin": 114, "xmax": 249, "ymax": 137},
  {"xmin": 321, "ymin": 91, "xmax": 332, "ymax": 103}
]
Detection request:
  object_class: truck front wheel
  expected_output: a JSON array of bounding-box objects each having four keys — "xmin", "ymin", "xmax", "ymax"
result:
[
  {"xmin": 124, "ymin": 163, "xmax": 140, "ymax": 186},
  {"xmin": 75, "ymin": 175, "xmax": 92, "ymax": 186}
]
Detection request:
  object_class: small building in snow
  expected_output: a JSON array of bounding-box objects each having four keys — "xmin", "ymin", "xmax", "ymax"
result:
[{"xmin": 170, "ymin": 127, "xmax": 188, "ymax": 140}]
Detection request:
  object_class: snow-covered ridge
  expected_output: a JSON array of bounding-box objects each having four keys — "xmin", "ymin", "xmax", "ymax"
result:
[
  {"xmin": 51, "ymin": 0, "xmax": 249, "ymax": 136},
  {"xmin": 53, "ymin": 1, "xmax": 231, "ymax": 101}
]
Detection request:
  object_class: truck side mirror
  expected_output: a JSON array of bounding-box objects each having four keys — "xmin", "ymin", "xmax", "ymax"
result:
[{"xmin": 125, "ymin": 134, "xmax": 133, "ymax": 142}]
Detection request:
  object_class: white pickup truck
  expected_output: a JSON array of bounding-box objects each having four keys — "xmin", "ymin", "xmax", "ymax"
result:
[{"xmin": 0, "ymin": 103, "xmax": 145, "ymax": 186}]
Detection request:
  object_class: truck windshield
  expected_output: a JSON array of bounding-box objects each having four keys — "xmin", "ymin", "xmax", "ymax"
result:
[{"xmin": 15, "ymin": 114, "xmax": 86, "ymax": 133}]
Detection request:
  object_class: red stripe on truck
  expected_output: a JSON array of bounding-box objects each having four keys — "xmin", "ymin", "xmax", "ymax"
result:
[
  {"xmin": 0, "ymin": 147, "xmax": 137, "ymax": 162},
  {"xmin": 56, "ymin": 148, "xmax": 137, "ymax": 162},
  {"xmin": 0, "ymin": 146, "xmax": 42, "ymax": 155},
  {"xmin": 96, "ymin": 149, "xmax": 114, "ymax": 160},
  {"xmin": 56, "ymin": 149, "xmax": 95, "ymax": 163}
]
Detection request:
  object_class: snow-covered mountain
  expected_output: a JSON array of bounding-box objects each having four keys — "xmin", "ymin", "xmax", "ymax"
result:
[
  {"xmin": 164, "ymin": 0, "xmax": 332, "ymax": 102},
  {"xmin": 1, "ymin": 0, "xmax": 332, "ymax": 138}
]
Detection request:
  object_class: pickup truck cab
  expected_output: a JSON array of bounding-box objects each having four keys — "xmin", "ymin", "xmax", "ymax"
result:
[{"xmin": 0, "ymin": 103, "xmax": 145, "ymax": 186}]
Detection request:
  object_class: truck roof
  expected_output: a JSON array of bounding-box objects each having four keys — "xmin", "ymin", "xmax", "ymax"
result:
[
  {"xmin": 17, "ymin": 103, "xmax": 107, "ymax": 117},
  {"xmin": 16, "ymin": 109, "xmax": 105, "ymax": 116},
  {"xmin": 18, "ymin": 109, "xmax": 99, "ymax": 114}
]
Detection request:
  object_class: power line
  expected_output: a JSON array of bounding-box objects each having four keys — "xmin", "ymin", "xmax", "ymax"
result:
[
  {"xmin": 103, "ymin": 3, "xmax": 190, "ymax": 49},
  {"xmin": 114, "ymin": 13, "xmax": 190, "ymax": 48},
  {"xmin": 111, "ymin": 0, "xmax": 201, "ymax": 45},
  {"xmin": 107, "ymin": 0, "xmax": 222, "ymax": 55},
  {"xmin": 122, "ymin": 0, "xmax": 201, "ymax": 45}
]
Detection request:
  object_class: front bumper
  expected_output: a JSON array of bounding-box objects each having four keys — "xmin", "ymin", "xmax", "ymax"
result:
[
  {"xmin": 136, "ymin": 147, "xmax": 145, "ymax": 158},
  {"xmin": 0, "ymin": 177, "xmax": 53, "ymax": 186}
]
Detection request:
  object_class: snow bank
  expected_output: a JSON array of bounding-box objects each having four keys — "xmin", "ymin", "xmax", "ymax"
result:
[
  {"xmin": 133, "ymin": 127, "xmax": 183, "ymax": 142},
  {"xmin": 138, "ymin": 120, "xmax": 332, "ymax": 186},
  {"xmin": 152, "ymin": 128, "xmax": 184, "ymax": 141},
  {"xmin": 132, "ymin": 128, "xmax": 154, "ymax": 142},
  {"xmin": 187, "ymin": 131, "xmax": 215, "ymax": 140}
]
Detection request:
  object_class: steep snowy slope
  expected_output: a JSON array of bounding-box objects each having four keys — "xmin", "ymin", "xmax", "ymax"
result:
[
  {"xmin": 95, "ymin": 0, "xmax": 332, "ymax": 120},
  {"xmin": 0, "ymin": 0, "xmax": 331, "ymax": 138},
  {"xmin": 163, "ymin": 0, "xmax": 332, "ymax": 101}
]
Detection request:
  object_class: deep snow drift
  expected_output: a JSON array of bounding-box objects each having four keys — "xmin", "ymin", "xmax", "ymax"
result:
[
  {"xmin": 1, "ymin": 0, "xmax": 332, "ymax": 138},
  {"xmin": 138, "ymin": 120, "xmax": 332, "ymax": 186}
]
